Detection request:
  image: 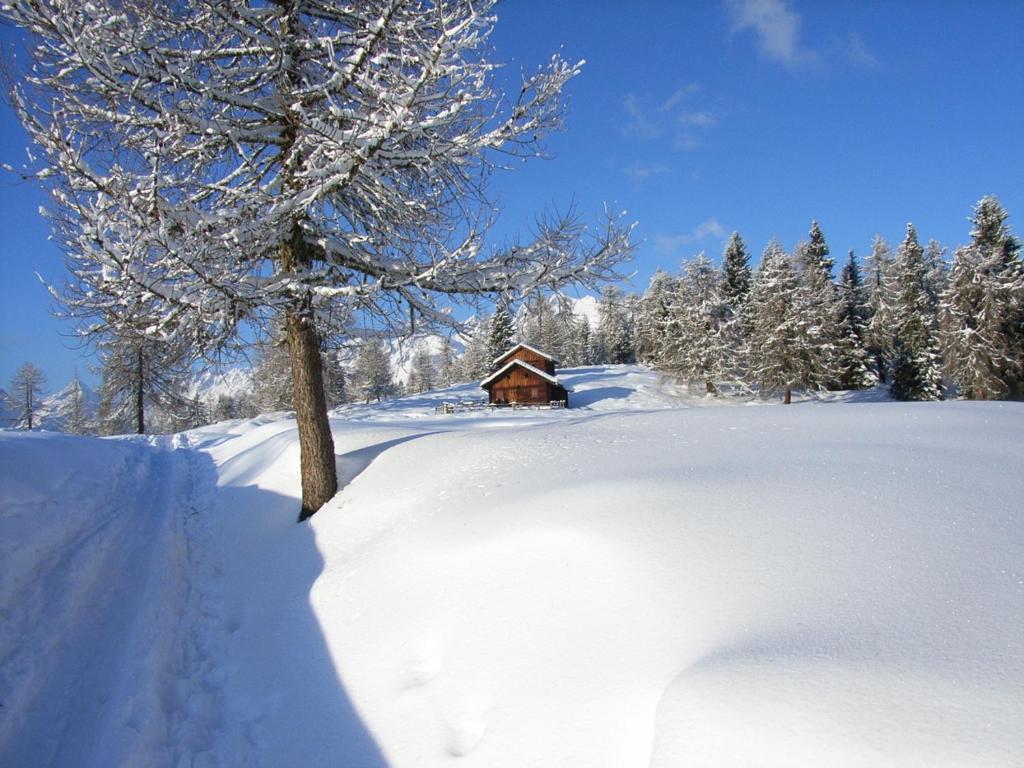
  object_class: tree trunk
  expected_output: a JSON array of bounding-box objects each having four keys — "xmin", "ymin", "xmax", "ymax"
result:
[
  {"xmin": 783, "ymin": 385, "xmax": 792, "ymax": 405},
  {"xmin": 135, "ymin": 346, "xmax": 145, "ymax": 435},
  {"xmin": 286, "ymin": 309, "xmax": 338, "ymax": 521}
]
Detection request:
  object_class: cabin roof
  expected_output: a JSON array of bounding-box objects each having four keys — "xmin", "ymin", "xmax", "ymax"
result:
[
  {"xmin": 490, "ymin": 342, "xmax": 556, "ymax": 367},
  {"xmin": 480, "ymin": 358, "xmax": 569, "ymax": 390}
]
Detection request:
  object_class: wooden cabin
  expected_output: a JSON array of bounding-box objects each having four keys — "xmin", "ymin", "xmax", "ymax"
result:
[{"xmin": 480, "ymin": 343, "xmax": 570, "ymax": 406}]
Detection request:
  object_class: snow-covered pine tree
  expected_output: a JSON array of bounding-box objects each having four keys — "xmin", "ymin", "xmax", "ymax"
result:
[
  {"xmin": 721, "ymin": 232, "xmax": 752, "ymax": 308},
  {"xmin": 521, "ymin": 294, "xmax": 566, "ymax": 359},
  {"xmin": 487, "ymin": 306, "xmax": 516, "ymax": 363},
  {"xmin": 459, "ymin": 319, "xmax": 492, "ymax": 381},
  {"xmin": 5, "ymin": 1, "xmax": 633, "ymax": 519},
  {"xmin": 353, "ymin": 339, "xmax": 397, "ymax": 404},
  {"xmin": 923, "ymin": 239, "xmax": 949, "ymax": 315},
  {"xmin": 794, "ymin": 221, "xmax": 841, "ymax": 389},
  {"xmin": 745, "ymin": 241, "xmax": 814, "ymax": 404},
  {"xmin": 834, "ymin": 251, "xmax": 877, "ymax": 390},
  {"xmin": 661, "ymin": 254, "xmax": 731, "ymax": 394},
  {"xmin": 889, "ymin": 224, "xmax": 944, "ymax": 401},
  {"xmin": 597, "ymin": 285, "xmax": 635, "ymax": 364},
  {"xmin": 864, "ymin": 235, "xmax": 896, "ymax": 383},
  {"xmin": 9, "ymin": 362, "xmax": 46, "ymax": 430},
  {"xmin": 635, "ymin": 270, "xmax": 677, "ymax": 364},
  {"xmin": 321, "ymin": 351, "xmax": 348, "ymax": 409},
  {"xmin": 940, "ymin": 197, "xmax": 1023, "ymax": 399},
  {"xmin": 560, "ymin": 313, "xmax": 595, "ymax": 367}
]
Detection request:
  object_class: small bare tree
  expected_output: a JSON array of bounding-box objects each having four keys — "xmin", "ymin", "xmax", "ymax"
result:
[
  {"xmin": 9, "ymin": 362, "xmax": 46, "ymax": 430},
  {"xmin": 4, "ymin": 0, "xmax": 634, "ymax": 518}
]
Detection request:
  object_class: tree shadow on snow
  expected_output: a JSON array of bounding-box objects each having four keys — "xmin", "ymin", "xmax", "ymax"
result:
[
  {"xmin": 335, "ymin": 432, "xmax": 441, "ymax": 490},
  {"xmin": 210, "ymin": 473, "xmax": 389, "ymax": 766}
]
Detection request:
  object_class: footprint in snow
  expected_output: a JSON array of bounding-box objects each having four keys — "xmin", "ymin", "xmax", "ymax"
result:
[
  {"xmin": 446, "ymin": 715, "xmax": 486, "ymax": 757},
  {"xmin": 400, "ymin": 653, "xmax": 441, "ymax": 690}
]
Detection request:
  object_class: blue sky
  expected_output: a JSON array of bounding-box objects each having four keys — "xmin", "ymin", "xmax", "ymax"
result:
[{"xmin": 1, "ymin": 0, "xmax": 1022, "ymax": 390}]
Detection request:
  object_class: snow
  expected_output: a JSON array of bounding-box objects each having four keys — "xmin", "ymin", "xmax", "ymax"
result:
[
  {"xmin": 1, "ymin": 365, "xmax": 1022, "ymax": 767},
  {"xmin": 490, "ymin": 341, "xmax": 554, "ymax": 366},
  {"xmin": 479, "ymin": 358, "xmax": 563, "ymax": 388}
]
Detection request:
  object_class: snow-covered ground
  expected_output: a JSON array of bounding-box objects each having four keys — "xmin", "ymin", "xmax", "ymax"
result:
[{"xmin": 2, "ymin": 365, "xmax": 1022, "ymax": 767}]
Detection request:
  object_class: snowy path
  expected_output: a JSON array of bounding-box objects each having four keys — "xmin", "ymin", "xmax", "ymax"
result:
[{"xmin": 0, "ymin": 433, "xmax": 222, "ymax": 766}]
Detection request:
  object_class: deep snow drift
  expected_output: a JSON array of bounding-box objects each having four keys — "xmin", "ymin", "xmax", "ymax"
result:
[{"xmin": 1, "ymin": 365, "xmax": 1022, "ymax": 767}]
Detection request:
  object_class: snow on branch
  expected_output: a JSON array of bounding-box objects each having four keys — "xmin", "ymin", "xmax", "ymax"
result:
[{"xmin": 3, "ymin": 0, "xmax": 632, "ymax": 352}]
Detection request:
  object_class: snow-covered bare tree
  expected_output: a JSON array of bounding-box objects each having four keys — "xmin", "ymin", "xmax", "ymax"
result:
[
  {"xmin": 5, "ymin": 0, "xmax": 633, "ymax": 520},
  {"xmin": 94, "ymin": 334, "xmax": 192, "ymax": 434},
  {"xmin": 940, "ymin": 197, "xmax": 1022, "ymax": 399},
  {"xmin": 60, "ymin": 374, "xmax": 92, "ymax": 435},
  {"xmin": 889, "ymin": 224, "xmax": 943, "ymax": 401},
  {"xmin": 9, "ymin": 362, "xmax": 46, "ymax": 430},
  {"xmin": 408, "ymin": 347, "xmax": 436, "ymax": 394},
  {"xmin": 436, "ymin": 336, "xmax": 460, "ymax": 387},
  {"xmin": 253, "ymin": 339, "xmax": 295, "ymax": 413}
]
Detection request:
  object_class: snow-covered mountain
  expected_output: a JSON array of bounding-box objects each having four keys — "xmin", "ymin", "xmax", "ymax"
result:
[
  {"xmin": 33, "ymin": 379, "xmax": 99, "ymax": 432},
  {"xmin": 188, "ymin": 366, "xmax": 256, "ymax": 408}
]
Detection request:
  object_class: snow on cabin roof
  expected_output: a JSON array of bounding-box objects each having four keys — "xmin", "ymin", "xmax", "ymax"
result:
[
  {"xmin": 490, "ymin": 342, "xmax": 556, "ymax": 367},
  {"xmin": 479, "ymin": 359, "xmax": 569, "ymax": 390}
]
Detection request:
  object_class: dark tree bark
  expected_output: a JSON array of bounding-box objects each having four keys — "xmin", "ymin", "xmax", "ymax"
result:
[
  {"xmin": 286, "ymin": 308, "xmax": 338, "ymax": 522},
  {"xmin": 135, "ymin": 346, "xmax": 145, "ymax": 435},
  {"xmin": 783, "ymin": 385, "xmax": 792, "ymax": 405}
]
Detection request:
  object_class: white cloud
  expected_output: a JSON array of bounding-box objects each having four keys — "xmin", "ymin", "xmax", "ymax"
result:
[
  {"xmin": 724, "ymin": 0, "xmax": 816, "ymax": 68},
  {"xmin": 659, "ymin": 83, "xmax": 702, "ymax": 113},
  {"xmin": 677, "ymin": 111, "xmax": 717, "ymax": 128},
  {"xmin": 844, "ymin": 32, "xmax": 879, "ymax": 68},
  {"xmin": 622, "ymin": 88, "xmax": 717, "ymax": 151},
  {"xmin": 623, "ymin": 93, "xmax": 661, "ymax": 139},
  {"xmin": 624, "ymin": 162, "xmax": 671, "ymax": 183},
  {"xmin": 655, "ymin": 218, "xmax": 727, "ymax": 254}
]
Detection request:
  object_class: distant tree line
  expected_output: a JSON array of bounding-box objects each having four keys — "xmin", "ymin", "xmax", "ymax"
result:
[
  {"xmin": 8, "ymin": 196, "xmax": 1018, "ymax": 434},
  {"xmin": 632, "ymin": 196, "xmax": 1022, "ymax": 403}
]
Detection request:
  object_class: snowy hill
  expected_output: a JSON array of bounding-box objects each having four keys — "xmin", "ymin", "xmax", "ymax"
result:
[{"xmin": 1, "ymin": 365, "xmax": 1022, "ymax": 767}]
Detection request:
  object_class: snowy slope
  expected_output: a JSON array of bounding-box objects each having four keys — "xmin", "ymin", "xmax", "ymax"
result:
[{"xmin": 1, "ymin": 365, "xmax": 1022, "ymax": 767}]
